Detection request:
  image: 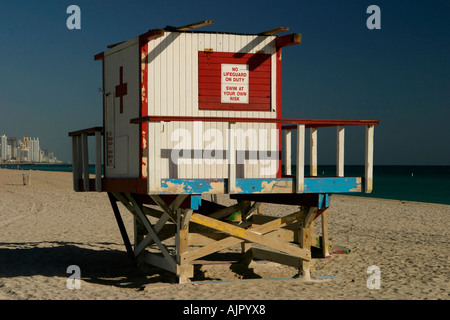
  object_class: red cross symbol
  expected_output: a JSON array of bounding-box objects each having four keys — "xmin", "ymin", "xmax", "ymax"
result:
[{"xmin": 115, "ymin": 66, "xmax": 128, "ymax": 113}]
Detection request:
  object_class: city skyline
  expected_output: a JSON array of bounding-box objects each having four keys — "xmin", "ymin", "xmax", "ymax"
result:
[{"xmin": 0, "ymin": 133, "xmax": 63, "ymax": 164}]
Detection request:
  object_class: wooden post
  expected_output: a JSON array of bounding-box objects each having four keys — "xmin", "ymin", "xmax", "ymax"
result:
[
  {"xmin": 108, "ymin": 193, "xmax": 134, "ymax": 260},
  {"xmin": 77, "ymin": 134, "xmax": 83, "ymax": 186},
  {"xmin": 241, "ymin": 241, "xmax": 253, "ymax": 266},
  {"xmin": 365, "ymin": 125, "xmax": 374, "ymax": 193},
  {"xmin": 296, "ymin": 124, "xmax": 305, "ymax": 193},
  {"xmin": 228, "ymin": 122, "xmax": 236, "ymax": 193},
  {"xmin": 321, "ymin": 210, "xmax": 330, "ymax": 258},
  {"xmin": 300, "ymin": 222, "xmax": 312, "ymax": 280},
  {"xmin": 81, "ymin": 133, "xmax": 90, "ymax": 191},
  {"xmin": 284, "ymin": 129, "xmax": 292, "ymax": 175},
  {"xmin": 134, "ymin": 215, "xmax": 146, "ymax": 254},
  {"xmin": 310, "ymin": 127, "xmax": 318, "ymax": 176},
  {"xmin": 176, "ymin": 208, "xmax": 193, "ymax": 283},
  {"xmin": 148, "ymin": 121, "xmax": 162, "ymax": 194},
  {"xmin": 95, "ymin": 130, "xmax": 102, "ymax": 192},
  {"xmin": 336, "ymin": 126, "xmax": 345, "ymax": 177},
  {"xmin": 299, "ymin": 207, "xmax": 315, "ymax": 280},
  {"xmin": 71, "ymin": 136, "xmax": 80, "ymax": 192},
  {"xmin": 257, "ymin": 203, "xmax": 263, "ymax": 214},
  {"xmin": 239, "ymin": 201, "xmax": 253, "ymax": 265}
]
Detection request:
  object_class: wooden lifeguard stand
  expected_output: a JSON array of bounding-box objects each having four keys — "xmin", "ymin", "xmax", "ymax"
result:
[{"xmin": 69, "ymin": 21, "xmax": 379, "ymax": 283}]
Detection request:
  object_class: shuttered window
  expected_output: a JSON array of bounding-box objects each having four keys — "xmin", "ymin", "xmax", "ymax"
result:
[{"xmin": 198, "ymin": 52, "xmax": 271, "ymax": 111}]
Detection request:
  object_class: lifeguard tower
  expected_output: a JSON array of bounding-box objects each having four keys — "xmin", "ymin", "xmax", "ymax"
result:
[{"xmin": 69, "ymin": 21, "xmax": 379, "ymax": 283}]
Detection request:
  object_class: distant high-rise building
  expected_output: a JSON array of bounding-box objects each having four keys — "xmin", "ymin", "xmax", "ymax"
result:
[
  {"xmin": 1, "ymin": 135, "xmax": 7, "ymax": 161},
  {"xmin": 7, "ymin": 137, "xmax": 17, "ymax": 159},
  {"xmin": 29, "ymin": 137, "xmax": 40, "ymax": 162},
  {"xmin": 23, "ymin": 136, "xmax": 29, "ymax": 148},
  {"xmin": 20, "ymin": 148, "xmax": 29, "ymax": 162}
]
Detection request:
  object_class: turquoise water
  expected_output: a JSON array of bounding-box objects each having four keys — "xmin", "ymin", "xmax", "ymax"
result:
[
  {"xmin": 306, "ymin": 165, "xmax": 450, "ymax": 206},
  {"xmin": 1, "ymin": 164, "xmax": 449, "ymax": 205},
  {"xmin": 0, "ymin": 163, "xmax": 103, "ymax": 175}
]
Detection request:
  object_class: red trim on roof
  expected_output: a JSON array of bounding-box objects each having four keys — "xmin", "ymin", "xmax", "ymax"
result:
[
  {"xmin": 275, "ymin": 33, "xmax": 302, "ymax": 48},
  {"xmin": 94, "ymin": 52, "xmax": 104, "ymax": 61},
  {"xmin": 130, "ymin": 116, "xmax": 380, "ymax": 127}
]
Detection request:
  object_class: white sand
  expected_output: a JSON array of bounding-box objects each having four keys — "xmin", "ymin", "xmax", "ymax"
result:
[{"xmin": 0, "ymin": 169, "xmax": 448, "ymax": 300}]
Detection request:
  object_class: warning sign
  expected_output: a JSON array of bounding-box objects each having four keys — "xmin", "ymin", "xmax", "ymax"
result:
[{"xmin": 221, "ymin": 64, "xmax": 249, "ymax": 104}]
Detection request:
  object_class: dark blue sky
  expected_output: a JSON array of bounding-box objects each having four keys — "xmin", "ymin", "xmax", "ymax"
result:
[{"xmin": 0, "ymin": 0, "xmax": 449, "ymax": 165}]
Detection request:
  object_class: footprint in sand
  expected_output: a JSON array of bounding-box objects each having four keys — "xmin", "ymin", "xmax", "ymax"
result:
[{"xmin": 0, "ymin": 193, "xmax": 43, "ymax": 227}]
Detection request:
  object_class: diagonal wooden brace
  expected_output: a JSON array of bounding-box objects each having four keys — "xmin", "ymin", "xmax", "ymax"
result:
[
  {"xmin": 137, "ymin": 194, "xmax": 188, "ymax": 251},
  {"xmin": 150, "ymin": 195, "xmax": 187, "ymax": 223},
  {"xmin": 127, "ymin": 194, "xmax": 177, "ymax": 270},
  {"xmin": 183, "ymin": 208, "xmax": 309, "ymax": 264},
  {"xmin": 133, "ymin": 212, "xmax": 174, "ymax": 257},
  {"xmin": 113, "ymin": 193, "xmax": 189, "ymax": 259}
]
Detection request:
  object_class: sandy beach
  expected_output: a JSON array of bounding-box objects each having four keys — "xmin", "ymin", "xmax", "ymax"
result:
[{"xmin": 0, "ymin": 168, "xmax": 448, "ymax": 300}]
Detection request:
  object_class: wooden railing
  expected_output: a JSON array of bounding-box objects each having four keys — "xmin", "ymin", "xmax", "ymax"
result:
[
  {"xmin": 131, "ymin": 116, "xmax": 379, "ymax": 194},
  {"xmin": 68, "ymin": 127, "xmax": 103, "ymax": 192},
  {"xmin": 67, "ymin": 118, "xmax": 378, "ymax": 194},
  {"xmin": 282, "ymin": 124, "xmax": 375, "ymax": 193}
]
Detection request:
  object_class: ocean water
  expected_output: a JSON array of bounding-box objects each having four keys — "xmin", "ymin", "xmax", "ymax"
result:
[
  {"xmin": 307, "ymin": 165, "xmax": 450, "ymax": 206},
  {"xmin": 1, "ymin": 164, "xmax": 449, "ymax": 205}
]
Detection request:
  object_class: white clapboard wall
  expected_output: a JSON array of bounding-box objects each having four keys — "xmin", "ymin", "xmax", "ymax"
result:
[
  {"xmin": 103, "ymin": 31, "xmax": 280, "ymax": 181},
  {"xmin": 103, "ymin": 38, "xmax": 140, "ymax": 179}
]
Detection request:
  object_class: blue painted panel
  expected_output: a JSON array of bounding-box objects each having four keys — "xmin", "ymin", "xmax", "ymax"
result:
[
  {"xmin": 190, "ymin": 195, "xmax": 202, "ymax": 210},
  {"xmin": 235, "ymin": 178, "xmax": 361, "ymax": 194},
  {"xmin": 160, "ymin": 177, "xmax": 362, "ymax": 195},
  {"xmin": 318, "ymin": 193, "xmax": 331, "ymax": 209},
  {"xmin": 161, "ymin": 178, "xmax": 225, "ymax": 193},
  {"xmin": 303, "ymin": 177, "xmax": 362, "ymax": 193}
]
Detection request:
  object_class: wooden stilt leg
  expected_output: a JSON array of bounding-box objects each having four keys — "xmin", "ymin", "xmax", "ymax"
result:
[
  {"xmin": 321, "ymin": 210, "xmax": 330, "ymax": 258},
  {"xmin": 300, "ymin": 222, "xmax": 312, "ymax": 280},
  {"xmin": 241, "ymin": 241, "xmax": 253, "ymax": 266},
  {"xmin": 134, "ymin": 216, "xmax": 146, "ymax": 251},
  {"xmin": 257, "ymin": 203, "xmax": 263, "ymax": 214},
  {"xmin": 108, "ymin": 193, "xmax": 134, "ymax": 260},
  {"xmin": 176, "ymin": 208, "xmax": 193, "ymax": 284},
  {"xmin": 299, "ymin": 207, "xmax": 316, "ymax": 280}
]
